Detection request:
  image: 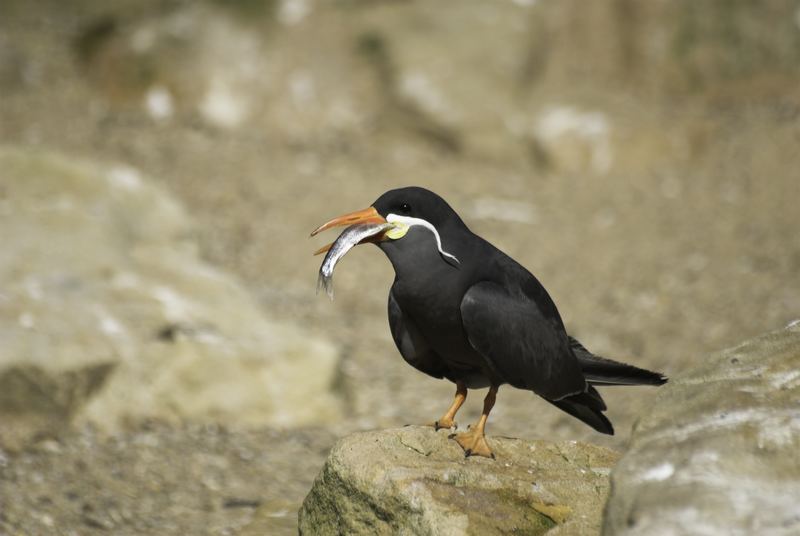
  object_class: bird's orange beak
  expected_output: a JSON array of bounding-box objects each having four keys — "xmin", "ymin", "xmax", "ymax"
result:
[{"xmin": 311, "ymin": 206, "xmax": 389, "ymax": 255}]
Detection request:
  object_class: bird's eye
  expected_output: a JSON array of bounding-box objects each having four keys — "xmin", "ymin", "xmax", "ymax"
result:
[{"xmin": 400, "ymin": 203, "xmax": 411, "ymax": 214}]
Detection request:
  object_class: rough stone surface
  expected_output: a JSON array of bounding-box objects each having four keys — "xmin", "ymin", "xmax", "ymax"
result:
[
  {"xmin": 603, "ymin": 323, "xmax": 800, "ymax": 535},
  {"xmin": 299, "ymin": 427, "xmax": 620, "ymax": 535},
  {"xmin": 0, "ymin": 147, "xmax": 341, "ymax": 449}
]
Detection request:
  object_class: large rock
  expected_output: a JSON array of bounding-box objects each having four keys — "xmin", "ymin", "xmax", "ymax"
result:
[
  {"xmin": 299, "ymin": 427, "xmax": 620, "ymax": 535},
  {"xmin": 603, "ymin": 323, "xmax": 800, "ymax": 535},
  {"xmin": 0, "ymin": 147, "xmax": 341, "ymax": 449}
]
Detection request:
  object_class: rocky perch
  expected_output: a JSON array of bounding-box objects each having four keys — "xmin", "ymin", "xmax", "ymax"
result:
[{"xmin": 298, "ymin": 427, "xmax": 619, "ymax": 535}]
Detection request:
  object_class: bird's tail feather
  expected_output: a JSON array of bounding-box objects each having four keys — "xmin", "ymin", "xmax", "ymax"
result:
[
  {"xmin": 547, "ymin": 337, "xmax": 666, "ymax": 435},
  {"xmin": 569, "ymin": 336, "xmax": 667, "ymax": 387},
  {"xmin": 547, "ymin": 386, "xmax": 614, "ymax": 435}
]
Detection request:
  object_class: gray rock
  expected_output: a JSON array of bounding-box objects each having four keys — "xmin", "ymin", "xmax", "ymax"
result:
[
  {"xmin": 299, "ymin": 426, "xmax": 620, "ymax": 535},
  {"xmin": 0, "ymin": 147, "xmax": 341, "ymax": 449},
  {"xmin": 603, "ymin": 323, "xmax": 800, "ymax": 535}
]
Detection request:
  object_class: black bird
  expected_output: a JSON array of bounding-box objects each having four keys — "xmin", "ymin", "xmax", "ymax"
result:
[{"xmin": 312, "ymin": 187, "xmax": 666, "ymax": 458}]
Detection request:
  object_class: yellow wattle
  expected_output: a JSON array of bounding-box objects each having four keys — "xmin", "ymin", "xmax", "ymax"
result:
[{"xmin": 385, "ymin": 223, "xmax": 409, "ymax": 240}]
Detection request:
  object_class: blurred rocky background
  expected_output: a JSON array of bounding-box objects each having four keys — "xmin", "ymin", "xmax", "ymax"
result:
[{"xmin": 1, "ymin": 0, "xmax": 798, "ymax": 534}]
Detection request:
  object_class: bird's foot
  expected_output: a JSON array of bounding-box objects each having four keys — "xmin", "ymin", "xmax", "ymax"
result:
[
  {"xmin": 449, "ymin": 429, "xmax": 494, "ymax": 459},
  {"xmin": 431, "ymin": 416, "xmax": 457, "ymax": 431}
]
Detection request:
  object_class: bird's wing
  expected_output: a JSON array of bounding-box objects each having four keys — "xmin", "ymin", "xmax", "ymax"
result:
[
  {"xmin": 388, "ymin": 289, "xmax": 449, "ymax": 379},
  {"xmin": 460, "ymin": 281, "xmax": 586, "ymax": 400}
]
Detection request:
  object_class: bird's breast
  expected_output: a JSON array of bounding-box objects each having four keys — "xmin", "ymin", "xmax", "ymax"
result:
[
  {"xmin": 391, "ymin": 271, "xmax": 483, "ymax": 371},
  {"xmin": 382, "ymin": 225, "xmax": 493, "ymax": 375}
]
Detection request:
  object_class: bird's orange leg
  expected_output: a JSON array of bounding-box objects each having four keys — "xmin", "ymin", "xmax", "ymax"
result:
[
  {"xmin": 430, "ymin": 381, "xmax": 467, "ymax": 430},
  {"xmin": 451, "ymin": 385, "xmax": 498, "ymax": 459}
]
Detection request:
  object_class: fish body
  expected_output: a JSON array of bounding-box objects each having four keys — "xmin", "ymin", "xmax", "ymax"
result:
[{"xmin": 317, "ymin": 222, "xmax": 393, "ymax": 299}]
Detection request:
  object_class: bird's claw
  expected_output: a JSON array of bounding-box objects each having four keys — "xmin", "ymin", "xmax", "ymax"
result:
[
  {"xmin": 450, "ymin": 429, "xmax": 495, "ymax": 459},
  {"xmin": 434, "ymin": 418, "xmax": 457, "ymax": 431},
  {"xmin": 462, "ymin": 448, "xmax": 495, "ymax": 459}
]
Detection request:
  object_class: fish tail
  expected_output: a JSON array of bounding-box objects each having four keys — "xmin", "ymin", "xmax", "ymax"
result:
[{"xmin": 317, "ymin": 272, "xmax": 334, "ymax": 300}]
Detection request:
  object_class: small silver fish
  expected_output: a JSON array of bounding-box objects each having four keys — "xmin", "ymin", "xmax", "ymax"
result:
[{"xmin": 317, "ymin": 222, "xmax": 394, "ymax": 299}]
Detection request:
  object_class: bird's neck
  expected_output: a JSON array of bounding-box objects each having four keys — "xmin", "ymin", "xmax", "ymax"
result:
[
  {"xmin": 380, "ymin": 224, "xmax": 460, "ymax": 272},
  {"xmin": 379, "ymin": 225, "xmax": 476, "ymax": 309}
]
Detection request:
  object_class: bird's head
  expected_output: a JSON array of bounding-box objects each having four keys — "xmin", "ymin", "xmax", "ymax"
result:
[{"xmin": 311, "ymin": 186, "xmax": 464, "ymax": 266}]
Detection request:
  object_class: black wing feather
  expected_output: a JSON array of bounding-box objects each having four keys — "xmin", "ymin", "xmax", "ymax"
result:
[
  {"xmin": 547, "ymin": 389, "xmax": 614, "ymax": 435},
  {"xmin": 460, "ymin": 281, "xmax": 586, "ymax": 400}
]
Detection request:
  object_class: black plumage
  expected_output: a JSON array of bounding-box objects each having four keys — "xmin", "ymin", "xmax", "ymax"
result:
[{"xmin": 314, "ymin": 186, "xmax": 666, "ymax": 458}]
